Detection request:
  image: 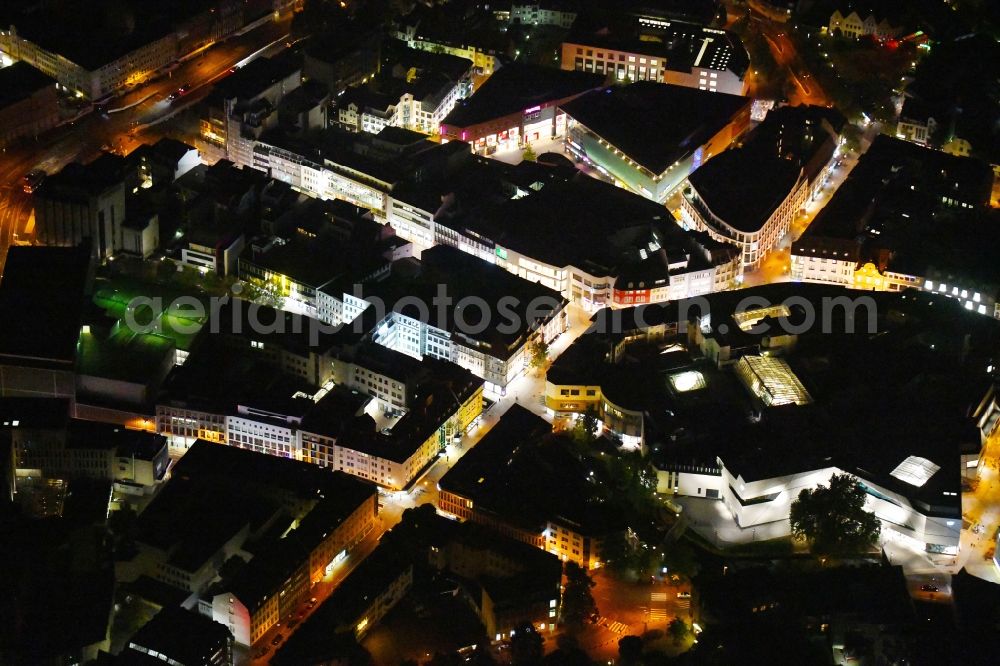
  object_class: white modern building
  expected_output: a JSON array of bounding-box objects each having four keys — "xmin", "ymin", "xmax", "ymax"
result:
[{"xmin": 681, "ymin": 160, "xmax": 808, "ymax": 270}]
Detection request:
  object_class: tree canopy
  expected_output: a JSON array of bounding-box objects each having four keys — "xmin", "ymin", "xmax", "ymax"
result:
[
  {"xmin": 529, "ymin": 339, "xmax": 549, "ymax": 370},
  {"xmin": 790, "ymin": 473, "xmax": 880, "ymax": 557},
  {"xmin": 561, "ymin": 561, "xmax": 597, "ymax": 630}
]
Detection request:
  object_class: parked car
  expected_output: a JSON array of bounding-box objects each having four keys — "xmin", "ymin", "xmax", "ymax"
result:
[
  {"xmin": 271, "ymin": 634, "xmax": 284, "ymax": 646},
  {"xmin": 920, "ymin": 584, "xmax": 938, "ymax": 592},
  {"xmin": 677, "ymin": 591, "xmax": 691, "ymax": 599}
]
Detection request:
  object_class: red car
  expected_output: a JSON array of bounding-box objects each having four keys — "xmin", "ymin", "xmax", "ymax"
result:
[{"xmin": 168, "ymin": 84, "xmax": 192, "ymax": 101}]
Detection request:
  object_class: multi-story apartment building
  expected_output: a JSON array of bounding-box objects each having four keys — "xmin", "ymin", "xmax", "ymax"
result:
[
  {"xmin": 896, "ymin": 97, "xmax": 938, "ymax": 147},
  {"xmin": 438, "ymin": 405, "xmax": 621, "ymax": 569},
  {"xmin": 828, "ymin": 10, "xmax": 901, "ymax": 40},
  {"xmin": 610, "ymin": 231, "xmax": 742, "ymax": 306},
  {"xmin": 0, "ymin": 23, "xmax": 177, "ymax": 100},
  {"xmin": 210, "ymin": 476, "xmax": 377, "ymax": 646},
  {"xmin": 157, "ymin": 318, "xmax": 485, "ymax": 490},
  {"xmin": 118, "ymin": 441, "xmax": 376, "ymax": 621},
  {"xmin": 303, "ymin": 27, "xmax": 382, "ymax": 96},
  {"xmin": 271, "ymin": 540, "xmax": 413, "ymax": 664},
  {"xmin": 0, "ymin": 1, "xmax": 273, "ymax": 99},
  {"xmin": 248, "ymin": 125, "xmax": 469, "ymax": 216},
  {"xmin": 238, "ymin": 203, "xmax": 403, "ymax": 318},
  {"xmin": 200, "ymin": 54, "xmax": 304, "ymax": 166},
  {"xmin": 395, "ymin": 10, "xmax": 503, "ymax": 76},
  {"xmin": 123, "ymin": 606, "xmax": 234, "ymax": 666},
  {"xmin": 11, "ymin": 413, "xmax": 169, "ymax": 490},
  {"xmin": 511, "ymin": 1, "xmax": 578, "ymax": 28},
  {"xmin": 791, "ymin": 136, "xmax": 998, "ymax": 319},
  {"xmin": 335, "ymin": 42, "xmax": 474, "ymax": 136}
]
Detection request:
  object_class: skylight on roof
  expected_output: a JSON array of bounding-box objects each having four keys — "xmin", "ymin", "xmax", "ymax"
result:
[
  {"xmin": 669, "ymin": 370, "xmax": 706, "ymax": 393},
  {"xmin": 890, "ymin": 456, "xmax": 940, "ymax": 487},
  {"xmin": 735, "ymin": 355, "xmax": 812, "ymax": 406}
]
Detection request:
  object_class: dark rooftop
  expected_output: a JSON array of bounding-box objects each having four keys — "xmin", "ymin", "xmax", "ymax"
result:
[
  {"xmin": 272, "ymin": 540, "xmax": 412, "ymax": 665},
  {"xmin": 134, "ymin": 472, "xmax": 283, "ymax": 572},
  {"xmin": 171, "ymin": 439, "xmax": 360, "ymax": 500},
  {"xmin": 125, "ymin": 606, "xmax": 232, "ymax": 664},
  {"xmin": 441, "ymin": 63, "xmax": 604, "ymax": 129},
  {"xmin": 688, "ymin": 148, "xmax": 802, "ymax": 233},
  {"xmin": 0, "ymin": 245, "xmax": 92, "ymax": 368},
  {"xmin": 794, "ymin": 135, "xmax": 997, "ymax": 287},
  {"xmin": 5, "ymin": 0, "xmax": 182, "ymax": 71},
  {"xmin": 212, "ymin": 53, "xmax": 302, "ymax": 103},
  {"xmin": 298, "ymin": 386, "xmax": 372, "ymax": 439},
  {"xmin": 146, "ymin": 137, "xmax": 196, "ymax": 165},
  {"xmin": 0, "ymin": 397, "xmax": 71, "ymax": 429},
  {"xmin": 356, "ymin": 245, "xmax": 567, "ymax": 359},
  {"xmin": 439, "ymin": 404, "xmax": 552, "ymax": 501},
  {"xmin": 561, "ymin": 82, "xmax": 751, "ymax": 174},
  {"xmin": 66, "ymin": 419, "xmax": 167, "ymax": 460},
  {"xmin": 159, "ymin": 343, "xmax": 321, "ymax": 416},
  {"xmin": 338, "ymin": 358, "xmax": 482, "ymax": 463},
  {"xmin": 439, "ymin": 404, "xmax": 624, "ymax": 535},
  {"xmin": 222, "ymin": 477, "xmax": 375, "ymax": 613},
  {"xmin": 401, "ymin": 158, "xmax": 690, "ymax": 279},
  {"xmin": 0, "ymin": 61, "xmax": 55, "ymax": 108},
  {"xmin": 37, "ymin": 154, "xmax": 129, "ymax": 199}
]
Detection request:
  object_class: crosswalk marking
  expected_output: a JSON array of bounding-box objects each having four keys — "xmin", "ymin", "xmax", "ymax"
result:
[
  {"xmin": 650, "ymin": 592, "xmax": 667, "ymax": 602},
  {"xmin": 597, "ymin": 617, "xmax": 630, "ymax": 634},
  {"xmin": 649, "ymin": 609, "xmax": 669, "ymax": 620},
  {"xmin": 607, "ymin": 621, "xmax": 628, "ymax": 634}
]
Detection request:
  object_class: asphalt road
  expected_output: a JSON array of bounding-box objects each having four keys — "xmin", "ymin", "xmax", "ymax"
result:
[
  {"xmin": 760, "ymin": 24, "xmax": 830, "ymax": 107},
  {"xmin": 0, "ymin": 13, "xmax": 293, "ymax": 274}
]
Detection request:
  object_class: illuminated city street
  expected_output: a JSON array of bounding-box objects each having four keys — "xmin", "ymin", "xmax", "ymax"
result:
[{"xmin": 0, "ymin": 12, "xmax": 292, "ymax": 272}]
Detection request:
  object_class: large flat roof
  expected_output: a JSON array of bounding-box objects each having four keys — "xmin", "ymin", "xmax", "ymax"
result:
[
  {"xmin": 67, "ymin": 419, "xmax": 166, "ymax": 460},
  {"xmin": 357, "ymin": 246, "xmax": 567, "ymax": 359},
  {"xmin": 0, "ymin": 61, "xmax": 55, "ymax": 108},
  {"xmin": 6, "ymin": 0, "xmax": 185, "ymax": 71},
  {"xmin": 127, "ymin": 606, "xmax": 232, "ymax": 664},
  {"xmin": 0, "ymin": 245, "xmax": 92, "ymax": 368},
  {"xmin": 439, "ymin": 404, "xmax": 624, "ymax": 535},
  {"xmin": 0, "ymin": 397, "xmax": 71, "ymax": 429},
  {"xmin": 213, "ymin": 53, "xmax": 302, "ymax": 103},
  {"xmin": 688, "ymin": 147, "xmax": 802, "ymax": 233},
  {"xmin": 441, "ymin": 63, "xmax": 604, "ymax": 129},
  {"xmin": 561, "ymin": 82, "xmax": 750, "ymax": 174}
]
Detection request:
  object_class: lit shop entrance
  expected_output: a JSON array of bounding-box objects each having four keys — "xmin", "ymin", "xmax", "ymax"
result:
[{"xmin": 476, "ymin": 127, "xmax": 521, "ymax": 155}]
